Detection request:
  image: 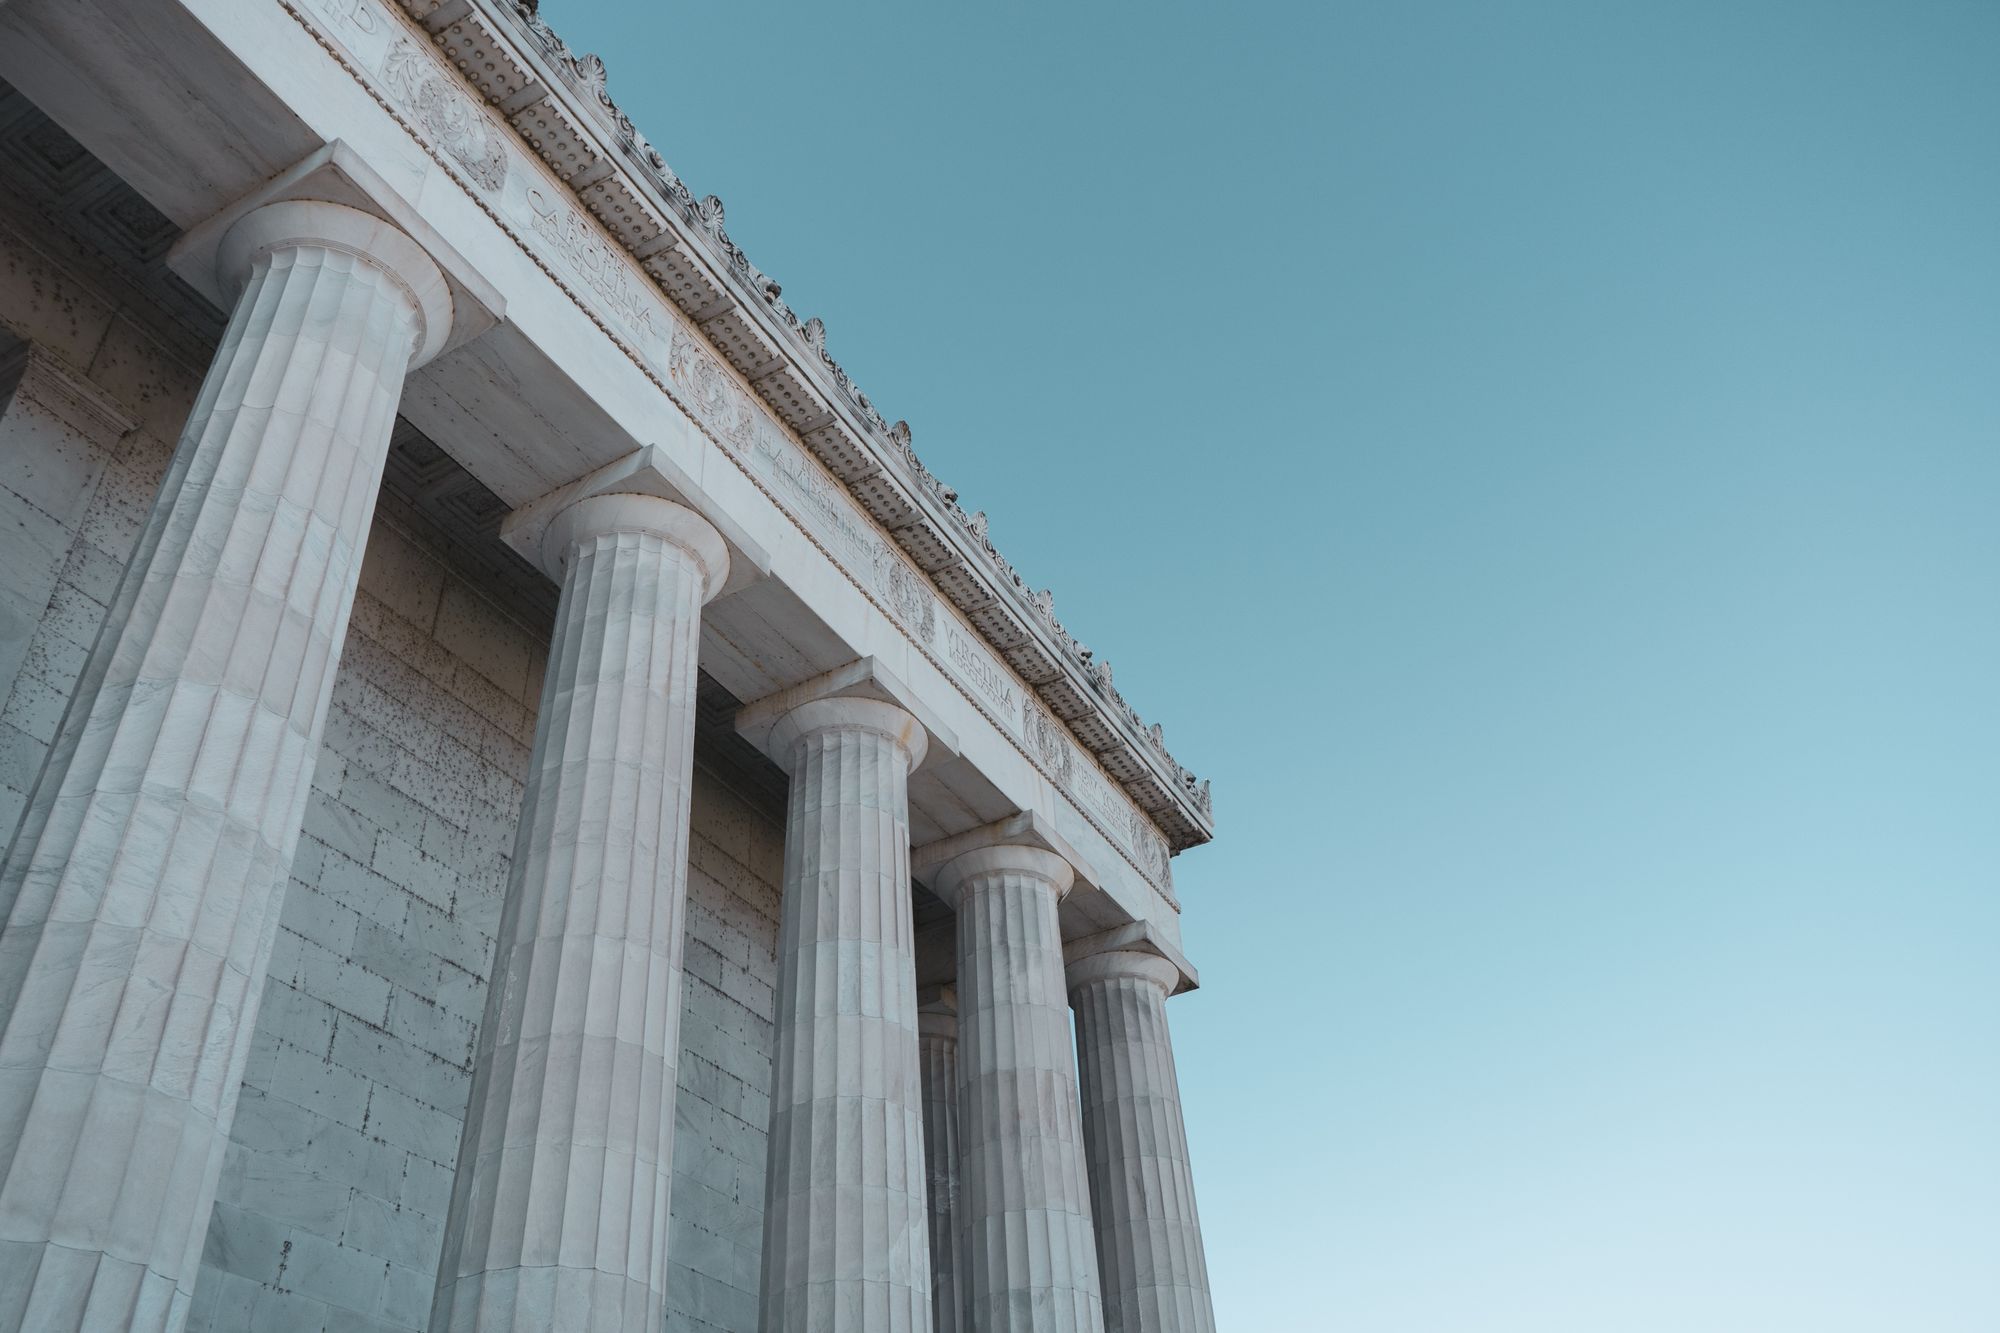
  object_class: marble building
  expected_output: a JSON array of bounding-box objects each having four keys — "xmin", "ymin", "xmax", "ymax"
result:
[{"xmin": 0, "ymin": 1, "xmax": 1217, "ymax": 1330}]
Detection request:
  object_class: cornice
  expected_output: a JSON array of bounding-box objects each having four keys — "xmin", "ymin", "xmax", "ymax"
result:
[{"xmin": 394, "ymin": 0, "xmax": 1213, "ymax": 851}]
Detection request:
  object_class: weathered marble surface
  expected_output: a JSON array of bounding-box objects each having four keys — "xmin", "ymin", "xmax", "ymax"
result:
[
  {"xmin": 1070, "ymin": 951, "xmax": 1215, "ymax": 1333},
  {"xmin": 431, "ymin": 495, "xmax": 728, "ymax": 1332},
  {"xmin": 759, "ymin": 697, "xmax": 934, "ymax": 1333},
  {"xmin": 918, "ymin": 985, "xmax": 964, "ymax": 1333},
  {"xmin": 935, "ymin": 844, "xmax": 1105, "ymax": 1333},
  {"xmin": 0, "ymin": 200, "xmax": 448, "ymax": 1333}
]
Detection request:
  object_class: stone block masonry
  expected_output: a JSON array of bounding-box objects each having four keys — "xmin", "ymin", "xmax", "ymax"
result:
[
  {"xmin": 186, "ymin": 515, "xmax": 545, "ymax": 1333},
  {"xmin": 668, "ymin": 777, "xmax": 784, "ymax": 1333},
  {"xmin": 0, "ymin": 207, "xmax": 794, "ymax": 1333},
  {"xmin": 0, "ymin": 18, "xmax": 1225, "ymax": 1323},
  {"xmin": 0, "ymin": 214, "xmax": 200, "ymax": 849}
]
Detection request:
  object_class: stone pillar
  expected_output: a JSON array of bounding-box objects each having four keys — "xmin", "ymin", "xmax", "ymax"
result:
[
  {"xmin": 918, "ymin": 984, "xmax": 963, "ymax": 1333},
  {"xmin": 0, "ymin": 201, "xmax": 452, "ymax": 1333},
  {"xmin": 934, "ymin": 845, "xmax": 1104, "ymax": 1333},
  {"xmin": 1068, "ymin": 951, "xmax": 1215, "ymax": 1333},
  {"xmin": 429, "ymin": 495, "xmax": 729, "ymax": 1332},
  {"xmin": 760, "ymin": 698, "xmax": 933, "ymax": 1333}
]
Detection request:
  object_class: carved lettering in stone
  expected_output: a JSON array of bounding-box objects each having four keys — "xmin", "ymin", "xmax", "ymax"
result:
[
  {"xmin": 382, "ymin": 41, "xmax": 507, "ymax": 191},
  {"xmin": 947, "ymin": 626, "xmax": 1017, "ymax": 715},
  {"xmin": 526, "ymin": 187, "xmax": 657, "ymax": 342},
  {"xmin": 309, "ymin": 0, "xmax": 379, "ymax": 34},
  {"xmin": 281, "ymin": 0, "xmax": 1180, "ymax": 899}
]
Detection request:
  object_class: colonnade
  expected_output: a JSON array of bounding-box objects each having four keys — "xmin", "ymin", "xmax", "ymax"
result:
[{"xmin": 0, "ymin": 200, "xmax": 1212, "ymax": 1333}]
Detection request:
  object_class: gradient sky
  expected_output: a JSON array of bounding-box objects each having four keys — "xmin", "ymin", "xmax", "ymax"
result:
[{"xmin": 542, "ymin": 3, "xmax": 2000, "ymax": 1328}]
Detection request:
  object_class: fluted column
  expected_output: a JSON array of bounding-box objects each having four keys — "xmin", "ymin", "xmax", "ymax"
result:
[
  {"xmin": 1068, "ymin": 952, "xmax": 1214, "ymax": 1333},
  {"xmin": 934, "ymin": 845, "xmax": 1103, "ymax": 1333},
  {"xmin": 760, "ymin": 698, "xmax": 933, "ymax": 1333},
  {"xmin": 0, "ymin": 201, "xmax": 451, "ymax": 1333},
  {"xmin": 430, "ymin": 495, "xmax": 729, "ymax": 1332},
  {"xmin": 917, "ymin": 985, "xmax": 963, "ymax": 1333}
]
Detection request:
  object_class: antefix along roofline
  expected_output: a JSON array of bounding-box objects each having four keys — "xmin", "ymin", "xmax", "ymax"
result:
[{"xmin": 394, "ymin": 0, "xmax": 1213, "ymax": 851}]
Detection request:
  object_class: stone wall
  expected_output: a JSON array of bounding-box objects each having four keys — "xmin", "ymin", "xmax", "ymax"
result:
[
  {"xmin": 185, "ymin": 519, "xmax": 545, "ymax": 1333},
  {"xmin": 671, "ymin": 776, "xmax": 783, "ymax": 1333},
  {"xmin": 0, "ymin": 199, "xmax": 785, "ymax": 1333},
  {"xmin": 0, "ymin": 212, "xmax": 196, "ymax": 844}
]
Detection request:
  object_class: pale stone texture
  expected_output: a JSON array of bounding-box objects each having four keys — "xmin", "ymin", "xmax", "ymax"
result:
[
  {"xmin": 759, "ymin": 698, "xmax": 934, "ymax": 1333},
  {"xmin": 0, "ymin": 216, "xmax": 197, "ymax": 854},
  {"xmin": 0, "ymin": 201, "xmax": 449, "ymax": 1332},
  {"xmin": 1068, "ymin": 952, "xmax": 1215, "ymax": 1333},
  {"xmin": 431, "ymin": 495, "xmax": 729, "ymax": 1332},
  {"xmin": 186, "ymin": 516, "xmax": 543, "ymax": 1333},
  {"xmin": 918, "ymin": 985, "xmax": 964, "ymax": 1333},
  {"xmin": 0, "ymin": 344, "xmax": 132, "ymax": 761},
  {"xmin": 668, "ymin": 775, "xmax": 783, "ymax": 1333},
  {"xmin": 934, "ymin": 845, "xmax": 1105, "ymax": 1333},
  {"xmin": 1, "ymin": 188, "xmax": 788, "ymax": 1329}
]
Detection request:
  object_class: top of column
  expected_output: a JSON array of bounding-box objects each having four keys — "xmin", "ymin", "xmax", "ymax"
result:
[
  {"xmin": 1064, "ymin": 919, "xmax": 1201, "ymax": 998},
  {"xmin": 926, "ymin": 840, "xmax": 1077, "ymax": 912},
  {"xmin": 541, "ymin": 493, "xmax": 732, "ymax": 601},
  {"xmin": 736, "ymin": 657, "xmax": 959, "ymax": 777},
  {"xmin": 218, "ymin": 200, "xmax": 455, "ymax": 367},
  {"xmin": 768, "ymin": 696, "xmax": 928, "ymax": 773},
  {"xmin": 169, "ymin": 140, "xmax": 505, "ymax": 368}
]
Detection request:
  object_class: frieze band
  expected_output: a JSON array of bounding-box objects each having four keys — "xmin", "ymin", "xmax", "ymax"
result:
[{"xmin": 285, "ymin": 0, "xmax": 1180, "ymax": 902}]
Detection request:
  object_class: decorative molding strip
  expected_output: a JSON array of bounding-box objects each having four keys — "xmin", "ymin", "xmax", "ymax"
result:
[
  {"xmin": 0, "ymin": 342, "xmax": 140, "ymax": 444},
  {"xmin": 422, "ymin": 0, "xmax": 1212, "ymax": 851},
  {"xmin": 280, "ymin": 0, "xmax": 1194, "ymax": 901}
]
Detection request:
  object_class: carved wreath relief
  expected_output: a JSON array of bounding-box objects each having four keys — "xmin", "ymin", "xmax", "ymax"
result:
[
  {"xmin": 668, "ymin": 325, "xmax": 756, "ymax": 448},
  {"xmin": 382, "ymin": 41, "xmax": 507, "ymax": 191},
  {"xmin": 885, "ymin": 559, "xmax": 936, "ymax": 645},
  {"xmin": 1024, "ymin": 699, "xmax": 1075, "ymax": 785}
]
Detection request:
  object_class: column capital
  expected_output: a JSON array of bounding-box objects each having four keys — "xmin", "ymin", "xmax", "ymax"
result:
[
  {"xmin": 769, "ymin": 696, "xmax": 928, "ymax": 772},
  {"xmin": 736, "ymin": 656, "xmax": 958, "ymax": 773},
  {"xmin": 543, "ymin": 493, "xmax": 731, "ymax": 600},
  {"xmin": 928, "ymin": 841, "xmax": 1076, "ymax": 911},
  {"xmin": 912, "ymin": 808, "xmax": 1093, "ymax": 903},
  {"xmin": 218, "ymin": 200, "xmax": 453, "ymax": 365},
  {"xmin": 1064, "ymin": 920, "xmax": 1200, "ymax": 998},
  {"xmin": 500, "ymin": 443, "xmax": 772, "ymax": 599},
  {"xmin": 170, "ymin": 139, "xmax": 504, "ymax": 365},
  {"xmin": 1066, "ymin": 950, "xmax": 1179, "ymax": 995}
]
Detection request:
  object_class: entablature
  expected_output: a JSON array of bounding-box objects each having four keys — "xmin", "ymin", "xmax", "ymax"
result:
[{"xmin": 391, "ymin": 0, "xmax": 1215, "ymax": 854}]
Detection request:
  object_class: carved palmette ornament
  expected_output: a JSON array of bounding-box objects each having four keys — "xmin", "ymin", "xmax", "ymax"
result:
[{"xmin": 382, "ymin": 41, "xmax": 506, "ymax": 191}]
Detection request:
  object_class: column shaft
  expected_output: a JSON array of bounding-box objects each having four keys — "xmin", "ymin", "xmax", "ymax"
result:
[
  {"xmin": 760, "ymin": 699, "xmax": 932, "ymax": 1333},
  {"xmin": 941, "ymin": 847, "xmax": 1103, "ymax": 1333},
  {"xmin": 431, "ymin": 496, "xmax": 727, "ymax": 1332},
  {"xmin": 0, "ymin": 202, "xmax": 447, "ymax": 1333},
  {"xmin": 918, "ymin": 989, "xmax": 963, "ymax": 1333},
  {"xmin": 1070, "ymin": 954, "xmax": 1215, "ymax": 1333}
]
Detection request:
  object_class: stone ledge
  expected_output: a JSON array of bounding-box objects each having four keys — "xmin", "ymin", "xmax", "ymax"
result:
[{"xmin": 387, "ymin": 0, "xmax": 1214, "ymax": 853}]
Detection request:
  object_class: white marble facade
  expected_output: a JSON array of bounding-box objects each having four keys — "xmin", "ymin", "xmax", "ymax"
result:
[{"xmin": 0, "ymin": 1, "xmax": 1219, "ymax": 1330}]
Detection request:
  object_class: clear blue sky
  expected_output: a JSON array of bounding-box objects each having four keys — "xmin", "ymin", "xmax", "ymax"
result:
[{"xmin": 547, "ymin": 3, "xmax": 1999, "ymax": 1328}]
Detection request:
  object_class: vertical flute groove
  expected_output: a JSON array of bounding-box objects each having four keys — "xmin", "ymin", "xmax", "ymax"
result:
[
  {"xmin": 1070, "ymin": 957, "xmax": 1214, "ymax": 1333},
  {"xmin": 0, "ymin": 232, "xmax": 429, "ymax": 1333},
  {"xmin": 949, "ymin": 853, "xmax": 1104, "ymax": 1333},
  {"xmin": 760, "ymin": 706, "xmax": 932, "ymax": 1333},
  {"xmin": 432, "ymin": 514, "xmax": 714, "ymax": 1333}
]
